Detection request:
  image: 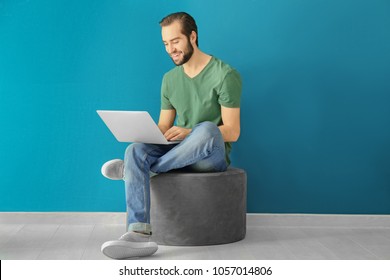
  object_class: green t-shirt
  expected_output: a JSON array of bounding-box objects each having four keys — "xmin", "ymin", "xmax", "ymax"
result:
[{"xmin": 160, "ymin": 56, "xmax": 242, "ymax": 165}]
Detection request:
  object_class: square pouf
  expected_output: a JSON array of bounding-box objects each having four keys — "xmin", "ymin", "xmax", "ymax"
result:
[{"xmin": 150, "ymin": 167, "xmax": 247, "ymax": 246}]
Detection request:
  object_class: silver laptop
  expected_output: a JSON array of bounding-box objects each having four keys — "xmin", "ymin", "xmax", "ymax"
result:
[{"xmin": 97, "ymin": 110, "xmax": 180, "ymax": 145}]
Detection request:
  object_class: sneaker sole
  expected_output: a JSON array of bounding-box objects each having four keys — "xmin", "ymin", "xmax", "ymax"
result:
[
  {"xmin": 101, "ymin": 159, "xmax": 124, "ymax": 180},
  {"xmin": 101, "ymin": 240, "xmax": 158, "ymax": 259}
]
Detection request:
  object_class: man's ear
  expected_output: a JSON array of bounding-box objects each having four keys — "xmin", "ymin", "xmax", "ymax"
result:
[{"xmin": 190, "ymin": 31, "xmax": 197, "ymax": 45}]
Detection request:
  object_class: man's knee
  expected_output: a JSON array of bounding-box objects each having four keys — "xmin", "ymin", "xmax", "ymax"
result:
[
  {"xmin": 188, "ymin": 122, "xmax": 224, "ymax": 149},
  {"xmin": 192, "ymin": 121, "xmax": 219, "ymax": 137}
]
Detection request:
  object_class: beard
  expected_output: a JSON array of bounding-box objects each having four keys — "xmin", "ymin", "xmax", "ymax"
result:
[{"xmin": 171, "ymin": 38, "xmax": 194, "ymax": 66}]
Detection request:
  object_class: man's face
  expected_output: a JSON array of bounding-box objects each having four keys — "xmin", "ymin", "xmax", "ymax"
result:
[{"xmin": 162, "ymin": 21, "xmax": 194, "ymax": 66}]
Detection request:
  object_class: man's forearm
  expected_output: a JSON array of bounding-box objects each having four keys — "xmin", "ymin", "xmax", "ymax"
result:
[
  {"xmin": 158, "ymin": 124, "xmax": 171, "ymax": 134},
  {"xmin": 218, "ymin": 124, "xmax": 240, "ymax": 142}
]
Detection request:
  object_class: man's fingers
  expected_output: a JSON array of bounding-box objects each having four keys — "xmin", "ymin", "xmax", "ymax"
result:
[
  {"xmin": 164, "ymin": 127, "xmax": 179, "ymax": 140},
  {"xmin": 164, "ymin": 126, "xmax": 189, "ymax": 140}
]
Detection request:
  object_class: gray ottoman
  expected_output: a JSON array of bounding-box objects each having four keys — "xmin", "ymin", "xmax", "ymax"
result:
[{"xmin": 150, "ymin": 167, "xmax": 247, "ymax": 246}]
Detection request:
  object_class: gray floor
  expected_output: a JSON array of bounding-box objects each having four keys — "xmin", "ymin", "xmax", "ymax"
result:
[{"xmin": 1, "ymin": 212, "xmax": 390, "ymax": 260}]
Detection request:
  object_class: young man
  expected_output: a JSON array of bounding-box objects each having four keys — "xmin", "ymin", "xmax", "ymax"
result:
[{"xmin": 100, "ymin": 12, "xmax": 242, "ymax": 259}]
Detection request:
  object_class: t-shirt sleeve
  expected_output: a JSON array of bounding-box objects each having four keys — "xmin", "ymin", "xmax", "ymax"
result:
[
  {"xmin": 161, "ymin": 74, "xmax": 175, "ymax": 110},
  {"xmin": 218, "ymin": 69, "xmax": 242, "ymax": 108}
]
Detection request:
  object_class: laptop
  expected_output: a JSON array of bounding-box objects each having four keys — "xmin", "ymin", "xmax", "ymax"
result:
[{"xmin": 97, "ymin": 110, "xmax": 180, "ymax": 145}]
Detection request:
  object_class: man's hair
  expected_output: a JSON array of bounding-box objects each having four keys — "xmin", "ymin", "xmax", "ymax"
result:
[{"xmin": 159, "ymin": 12, "xmax": 199, "ymax": 46}]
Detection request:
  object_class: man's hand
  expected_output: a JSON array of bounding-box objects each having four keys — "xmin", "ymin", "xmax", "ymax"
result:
[{"xmin": 164, "ymin": 126, "xmax": 192, "ymax": 141}]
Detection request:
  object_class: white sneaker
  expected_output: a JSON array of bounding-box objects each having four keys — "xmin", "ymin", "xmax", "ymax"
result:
[
  {"xmin": 101, "ymin": 231, "xmax": 158, "ymax": 259},
  {"xmin": 101, "ymin": 159, "xmax": 124, "ymax": 180}
]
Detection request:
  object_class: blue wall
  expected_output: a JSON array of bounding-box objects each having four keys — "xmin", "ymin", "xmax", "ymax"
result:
[{"xmin": 1, "ymin": 0, "xmax": 389, "ymax": 213}]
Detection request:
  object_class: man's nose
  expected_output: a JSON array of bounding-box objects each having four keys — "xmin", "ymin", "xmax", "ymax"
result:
[{"xmin": 167, "ymin": 44, "xmax": 175, "ymax": 54}]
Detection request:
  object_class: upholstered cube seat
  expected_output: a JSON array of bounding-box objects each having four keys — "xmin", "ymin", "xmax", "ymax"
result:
[{"xmin": 149, "ymin": 167, "xmax": 247, "ymax": 246}]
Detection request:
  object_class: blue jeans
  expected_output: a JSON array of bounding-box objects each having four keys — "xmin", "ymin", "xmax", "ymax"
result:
[{"xmin": 123, "ymin": 121, "xmax": 228, "ymax": 234}]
